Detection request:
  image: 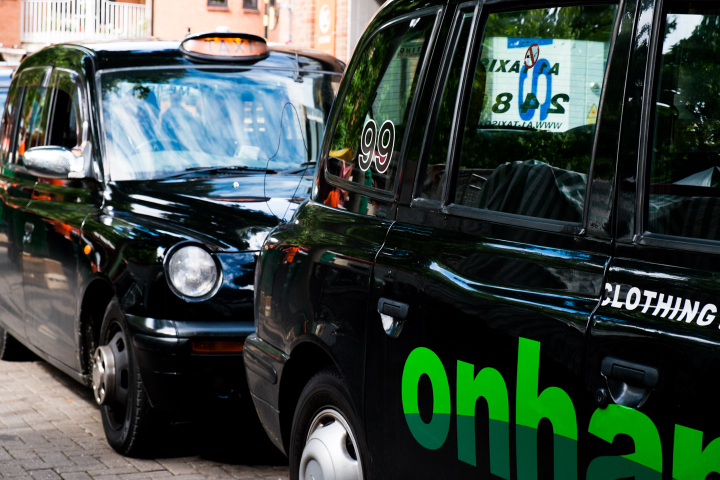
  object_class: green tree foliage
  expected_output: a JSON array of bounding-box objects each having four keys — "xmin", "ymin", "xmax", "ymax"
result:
[
  {"xmin": 652, "ymin": 14, "xmax": 720, "ymax": 184},
  {"xmin": 330, "ymin": 18, "xmax": 433, "ymax": 157},
  {"xmin": 484, "ymin": 6, "xmax": 617, "ymax": 42}
]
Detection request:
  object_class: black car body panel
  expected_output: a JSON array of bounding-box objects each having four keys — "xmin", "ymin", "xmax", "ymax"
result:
[{"xmin": 247, "ymin": 0, "xmax": 720, "ymax": 478}]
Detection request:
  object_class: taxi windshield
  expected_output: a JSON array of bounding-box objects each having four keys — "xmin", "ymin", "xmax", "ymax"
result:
[{"xmin": 100, "ymin": 67, "xmax": 340, "ymax": 181}]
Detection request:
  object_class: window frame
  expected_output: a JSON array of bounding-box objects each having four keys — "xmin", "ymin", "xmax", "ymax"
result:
[
  {"xmin": 0, "ymin": 82, "xmax": 23, "ymax": 168},
  {"xmin": 207, "ymin": 0, "xmax": 229, "ymax": 8},
  {"xmin": 46, "ymin": 68, "xmax": 89, "ymax": 152},
  {"xmin": 634, "ymin": 0, "xmax": 720, "ymax": 254},
  {"xmin": 320, "ymin": 7, "xmax": 443, "ymax": 203},
  {"xmin": 8, "ymin": 66, "xmax": 54, "ymax": 172},
  {"xmin": 414, "ymin": 1, "xmax": 623, "ymax": 235},
  {"xmin": 411, "ymin": 2, "xmax": 480, "ymax": 210}
]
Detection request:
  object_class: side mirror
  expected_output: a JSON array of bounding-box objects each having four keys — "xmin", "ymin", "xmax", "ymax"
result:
[{"xmin": 24, "ymin": 146, "xmax": 85, "ymax": 179}]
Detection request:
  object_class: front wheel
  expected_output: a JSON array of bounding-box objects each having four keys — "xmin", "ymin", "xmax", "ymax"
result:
[
  {"xmin": 94, "ymin": 299, "xmax": 153, "ymax": 456},
  {"xmin": 289, "ymin": 367, "xmax": 368, "ymax": 480}
]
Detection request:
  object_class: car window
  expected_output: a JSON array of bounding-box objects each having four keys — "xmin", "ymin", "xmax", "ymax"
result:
[
  {"xmin": 101, "ymin": 67, "xmax": 339, "ymax": 181},
  {"xmin": 425, "ymin": 5, "xmax": 617, "ymax": 224},
  {"xmin": 419, "ymin": 10, "xmax": 474, "ymax": 201},
  {"xmin": 324, "ymin": 15, "xmax": 435, "ymax": 201},
  {"xmin": 14, "ymin": 68, "xmax": 51, "ymax": 166},
  {"xmin": 47, "ymin": 69, "xmax": 85, "ymax": 151},
  {"xmin": 647, "ymin": 5, "xmax": 720, "ymax": 242},
  {"xmin": 0, "ymin": 85, "xmax": 20, "ymax": 167}
]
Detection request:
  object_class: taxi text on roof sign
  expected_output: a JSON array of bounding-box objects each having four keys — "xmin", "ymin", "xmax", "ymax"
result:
[{"xmin": 180, "ymin": 32, "xmax": 269, "ymax": 62}]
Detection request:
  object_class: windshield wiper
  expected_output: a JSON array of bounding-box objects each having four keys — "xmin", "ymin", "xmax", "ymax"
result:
[
  {"xmin": 184, "ymin": 165, "xmax": 269, "ymax": 173},
  {"xmin": 156, "ymin": 165, "xmax": 275, "ymax": 180}
]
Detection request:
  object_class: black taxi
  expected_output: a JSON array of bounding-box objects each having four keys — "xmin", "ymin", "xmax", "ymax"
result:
[
  {"xmin": 246, "ymin": 0, "xmax": 720, "ymax": 478},
  {"xmin": 0, "ymin": 33, "xmax": 342, "ymax": 455}
]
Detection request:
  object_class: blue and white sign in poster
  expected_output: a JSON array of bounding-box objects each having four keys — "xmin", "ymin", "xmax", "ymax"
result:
[{"xmin": 477, "ymin": 37, "xmax": 608, "ymax": 132}]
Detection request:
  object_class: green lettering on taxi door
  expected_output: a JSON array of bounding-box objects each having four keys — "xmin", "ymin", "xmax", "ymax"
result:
[
  {"xmin": 401, "ymin": 338, "xmax": 719, "ymax": 480},
  {"xmin": 402, "ymin": 347, "xmax": 451, "ymax": 450},
  {"xmin": 456, "ymin": 361, "xmax": 511, "ymax": 479},
  {"xmin": 516, "ymin": 337, "xmax": 578, "ymax": 480},
  {"xmin": 673, "ymin": 425, "xmax": 720, "ymax": 480},
  {"xmin": 587, "ymin": 405, "xmax": 662, "ymax": 480}
]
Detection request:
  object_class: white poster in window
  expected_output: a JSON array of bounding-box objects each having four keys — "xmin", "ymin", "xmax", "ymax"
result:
[{"xmin": 478, "ymin": 37, "xmax": 608, "ymax": 132}]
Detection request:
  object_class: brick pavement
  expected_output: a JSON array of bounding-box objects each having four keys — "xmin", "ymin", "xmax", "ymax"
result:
[{"xmin": 0, "ymin": 357, "xmax": 289, "ymax": 479}]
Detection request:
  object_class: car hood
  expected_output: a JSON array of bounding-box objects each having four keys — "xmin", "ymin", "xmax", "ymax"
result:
[{"xmin": 108, "ymin": 172, "xmax": 312, "ymax": 251}]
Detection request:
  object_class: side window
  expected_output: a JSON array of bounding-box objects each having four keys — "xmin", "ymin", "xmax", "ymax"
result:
[
  {"xmin": 420, "ymin": 9, "xmax": 474, "ymax": 201},
  {"xmin": 647, "ymin": 5, "xmax": 720, "ymax": 242},
  {"xmin": 48, "ymin": 70, "xmax": 85, "ymax": 151},
  {"xmin": 14, "ymin": 68, "xmax": 52, "ymax": 166},
  {"xmin": 321, "ymin": 14, "xmax": 436, "ymax": 210},
  {"xmin": 426, "ymin": 5, "xmax": 617, "ymax": 224},
  {"xmin": 0, "ymin": 84, "xmax": 21, "ymax": 167}
]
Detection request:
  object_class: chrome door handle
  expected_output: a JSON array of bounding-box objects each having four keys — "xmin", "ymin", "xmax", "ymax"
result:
[
  {"xmin": 378, "ymin": 298, "xmax": 409, "ymax": 319},
  {"xmin": 378, "ymin": 297, "xmax": 409, "ymax": 338},
  {"xmin": 23, "ymin": 222, "xmax": 34, "ymax": 244}
]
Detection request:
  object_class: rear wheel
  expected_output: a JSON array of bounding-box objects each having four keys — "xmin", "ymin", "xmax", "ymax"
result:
[
  {"xmin": 94, "ymin": 299, "xmax": 153, "ymax": 457},
  {"xmin": 0, "ymin": 326, "xmax": 29, "ymax": 361},
  {"xmin": 289, "ymin": 367, "xmax": 368, "ymax": 480}
]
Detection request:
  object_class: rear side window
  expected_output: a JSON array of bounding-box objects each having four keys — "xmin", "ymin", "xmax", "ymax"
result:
[
  {"xmin": 323, "ymin": 15, "xmax": 435, "ymax": 205},
  {"xmin": 47, "ymin": 69, "xmax": 85, "ymax": 151},
  {"xmin": 647, "ymin": 5, "xmax": 720, "ymax": 242},
  {"xmin": 14, "ymin": 68, "xmax": 51, "ymax": 166},
  {"xmin": 424, "ymin": 5, "xmax": 617, "ymax": 224},
  {"xmin": 0, "ymin": 85, "xmax": 21, "ymax": 167}
]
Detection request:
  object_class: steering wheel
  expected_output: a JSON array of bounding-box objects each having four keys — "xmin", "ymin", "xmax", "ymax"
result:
[{"xmin": 130, "ymin": 138, "xmax": 189, "ymax": 156}]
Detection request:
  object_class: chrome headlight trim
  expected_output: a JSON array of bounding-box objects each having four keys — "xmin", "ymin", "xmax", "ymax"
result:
[{"xmin": 163, "ymin": 242, "xmax": 223, "ymax": 302}]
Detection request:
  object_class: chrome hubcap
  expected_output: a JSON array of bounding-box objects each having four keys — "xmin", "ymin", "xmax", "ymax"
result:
[
  {"xmin": 92, "ymin": 331, "xmax": 129, "ymax": 406},
  {"xmin": 299, "ymin": 408, "xmax": 362, "ymax": 480}
]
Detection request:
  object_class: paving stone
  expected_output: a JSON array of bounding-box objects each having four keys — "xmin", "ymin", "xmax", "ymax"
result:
[{"xmin": 0, "ymin": 360, "xmax": 288, "ymax": 479}]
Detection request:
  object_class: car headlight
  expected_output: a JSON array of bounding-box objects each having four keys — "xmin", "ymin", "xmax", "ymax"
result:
[{"xmin": 167, "ymin": 245, "xmax": 219, "ymax": 299}]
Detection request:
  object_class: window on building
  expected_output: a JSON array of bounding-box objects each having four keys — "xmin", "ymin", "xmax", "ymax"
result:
[
  {"xmin": 243, "ymin": 0, "xmax": 258, "ymax": 9},
  {"xmin": 647, "ymin": 5, "xmax": 720, "ymax": 242},
  {"xmin": 208, "ymin": 0, "xmax": 229, "ymax": 7}
]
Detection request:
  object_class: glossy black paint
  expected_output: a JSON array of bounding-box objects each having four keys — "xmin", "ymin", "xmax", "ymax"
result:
[
  {"xmin": 0, "ymin": 40, "xmax": 341, "ymax": 415},
  {"xmin": 250, "ymin": 0, "xmax": 720, "ymax": 478}
]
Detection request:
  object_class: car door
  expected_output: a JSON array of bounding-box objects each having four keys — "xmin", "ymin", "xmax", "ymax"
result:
[
  {"xmin": 0, "ymin": 67, "xmax": 52, "ymax": 341},
  {"xmin": 255, "ymin": 9, "xmax": 442, "ymax": 434},
  {"xmin": 23, "ymin": 68, "xmax": 97, "ymax": 370},
  {"xmin": 586, "ymin": 2, "xmax": 720, "ymax": 480},
  {"xmin": 364, "ymin": 1, "xmax": 635, "ymax": 478}
]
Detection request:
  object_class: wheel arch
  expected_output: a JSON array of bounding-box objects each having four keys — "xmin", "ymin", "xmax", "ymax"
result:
[
  {"xmin": 279, "ymin": 339, "xmax": 337, "ymax": 453},
  {"xmin": 78, "ymin": 276, "xmax": 115, "ymax": 380}
]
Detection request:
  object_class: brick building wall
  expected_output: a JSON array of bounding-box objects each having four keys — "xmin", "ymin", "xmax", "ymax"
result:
[
  {"xmin": 0, "ymin": 0, "xmax": 21, "ymax": 49},
  {"xmin": 281, "ymin": 0, "xmax": 380, "ymax": 63},
  {"xmin": 289, "ymin": 0, "xmax": 315, "ymax": 51},
  {"xmin": 335, "ymin": 0, "xmax": 346, "ymax": 62},
  {"xmin": 153, "ymin": 0, "xmax": 265, "ymax": 40}
]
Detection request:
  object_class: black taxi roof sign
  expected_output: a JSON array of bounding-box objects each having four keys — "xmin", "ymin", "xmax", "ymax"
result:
[{"xmin": 180, "ymin": 32, "xmax": 269, "ymax": 63}]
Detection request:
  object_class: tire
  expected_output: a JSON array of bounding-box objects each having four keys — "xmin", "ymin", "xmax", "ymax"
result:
[
  {"xmin": 0, "ymin": 325, "xmax": 29, "ymax": 361},
  {"xmin": 289, "ymin": 367, "xmax": 368, "ymax": 480},
  {"xmin": 96, "ymin": 299, "xmax": 154, "ymax": 457}
]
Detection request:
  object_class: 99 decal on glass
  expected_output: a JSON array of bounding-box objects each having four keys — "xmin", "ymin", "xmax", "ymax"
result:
[{"xmin": 359, "ymin": 119, "xmax": 395, "ymax": 174}]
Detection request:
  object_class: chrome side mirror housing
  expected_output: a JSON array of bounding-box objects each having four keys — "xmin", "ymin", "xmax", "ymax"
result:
[{"xmin": 24, "ymin": 145, "xmax": 87, "ymax": 179}]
